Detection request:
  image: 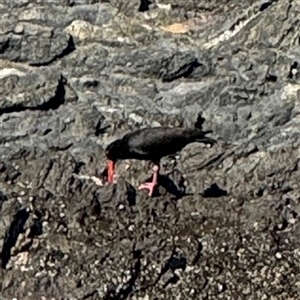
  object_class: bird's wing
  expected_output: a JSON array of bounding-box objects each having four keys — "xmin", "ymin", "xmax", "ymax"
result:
[{"xmin": 125, "ymin": 127, "xmax": 187, "ymax": 156}]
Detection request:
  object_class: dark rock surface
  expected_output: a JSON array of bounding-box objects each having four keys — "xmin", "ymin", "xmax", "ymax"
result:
[{"xmin": 1, "ymin": 0, "xmax": 300, "ymax": 299}]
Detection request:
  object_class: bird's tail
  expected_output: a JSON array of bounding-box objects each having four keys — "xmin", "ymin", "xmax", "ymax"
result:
[
  {"xmin": 194, "ymin": 130, "xmax": 216, "ymax": 146},
  {"xmin": 199, "ymin": 130, "xmax": 213, "ymax": 135}
]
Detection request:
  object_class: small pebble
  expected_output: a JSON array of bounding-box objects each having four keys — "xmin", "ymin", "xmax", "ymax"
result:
[
  {"xmin": 291, "ymin": 68, "xmax": 298, "ymax": 76},
  {"xmin": 289, "ymin": 218, "xmax": 296, "ymax": 224},
  {"xmin": 218, "ymin": 283, "xmax": 225, "ymax": 292},
  {"xmin": 14, "ymin": 23, "xmax": 24, "ymax": 34}
]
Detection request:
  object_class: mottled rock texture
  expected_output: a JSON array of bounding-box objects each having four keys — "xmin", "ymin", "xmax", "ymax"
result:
[{"xmin": 1, "ymin": 0, "xmax": 300, "ymax": 299}]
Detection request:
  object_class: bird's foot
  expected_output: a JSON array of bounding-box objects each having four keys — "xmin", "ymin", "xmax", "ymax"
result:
[
  {"xmin": 138, "ymin": 181, "xmax": 158, "ymax": 197},
  {"xmin": 138, "ymin": 164, "xmax": 160, "ymax": 196}
]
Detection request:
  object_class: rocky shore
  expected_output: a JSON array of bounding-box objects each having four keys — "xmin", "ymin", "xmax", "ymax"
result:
[{"xmin": 1, "ymin": 0, "xmax": 300, "ymax": 299}]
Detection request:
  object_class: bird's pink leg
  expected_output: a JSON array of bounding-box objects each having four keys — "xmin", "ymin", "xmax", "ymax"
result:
[{"xmin": 138, "ymin": 165, "xmax": 159, "ymax": 197}]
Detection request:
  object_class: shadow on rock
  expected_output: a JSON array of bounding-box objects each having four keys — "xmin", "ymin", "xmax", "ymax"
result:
[
  {"xmin": 158, "ymin": 174, "xmax": 190, "ymax": 199},
  {"xmin": 1, "ymin": 208, "xmax": 30, "ymax": 269},
  {"xmin": 138, "ymin": 171, "xmax": 191, "ymax": 199},
  {"xmin": 201, "ymin": 183, "xmax": 228, "ymax": 198}
]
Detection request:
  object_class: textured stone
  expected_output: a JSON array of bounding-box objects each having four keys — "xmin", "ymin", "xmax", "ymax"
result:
[{"xmin": 1, "ymin": 0, "xmax": 300, "ymax": 299}]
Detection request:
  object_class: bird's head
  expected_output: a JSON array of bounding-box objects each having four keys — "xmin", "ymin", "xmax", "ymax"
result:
[
  {"xmin": 105, "ymin": 139, "xmax": 123, "ymax": 183},
  {"xmin": 105, "ymin": 139, "xmax": 123, "ymax": 161}
]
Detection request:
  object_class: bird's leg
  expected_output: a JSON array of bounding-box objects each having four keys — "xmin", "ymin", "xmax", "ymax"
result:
[
  {"xmin": 138, "ymin": 164, "xmax": 160, "ymax": 197},
  {"xmin": 107, "ymin": 161, "xmax": 130, "ymax": 184},
  {"xmin": 107, "ymin": 160, "xmax": 116, "ymax": 183}
]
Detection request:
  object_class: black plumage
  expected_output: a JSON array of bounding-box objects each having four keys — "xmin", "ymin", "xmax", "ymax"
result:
[{"xmin": 105, "ymin": 127, "xmax": 216, "ymax": 196}]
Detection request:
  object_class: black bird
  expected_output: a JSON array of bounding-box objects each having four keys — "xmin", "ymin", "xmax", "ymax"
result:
[{"xmin": 105, "ymin": 127, "xmax": 216, "ymax": 196}]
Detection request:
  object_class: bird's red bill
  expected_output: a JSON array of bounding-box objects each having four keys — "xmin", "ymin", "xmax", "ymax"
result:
[{"xmin": 107, "ymin": 160, "xmax": 115, "ymax": 183}]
